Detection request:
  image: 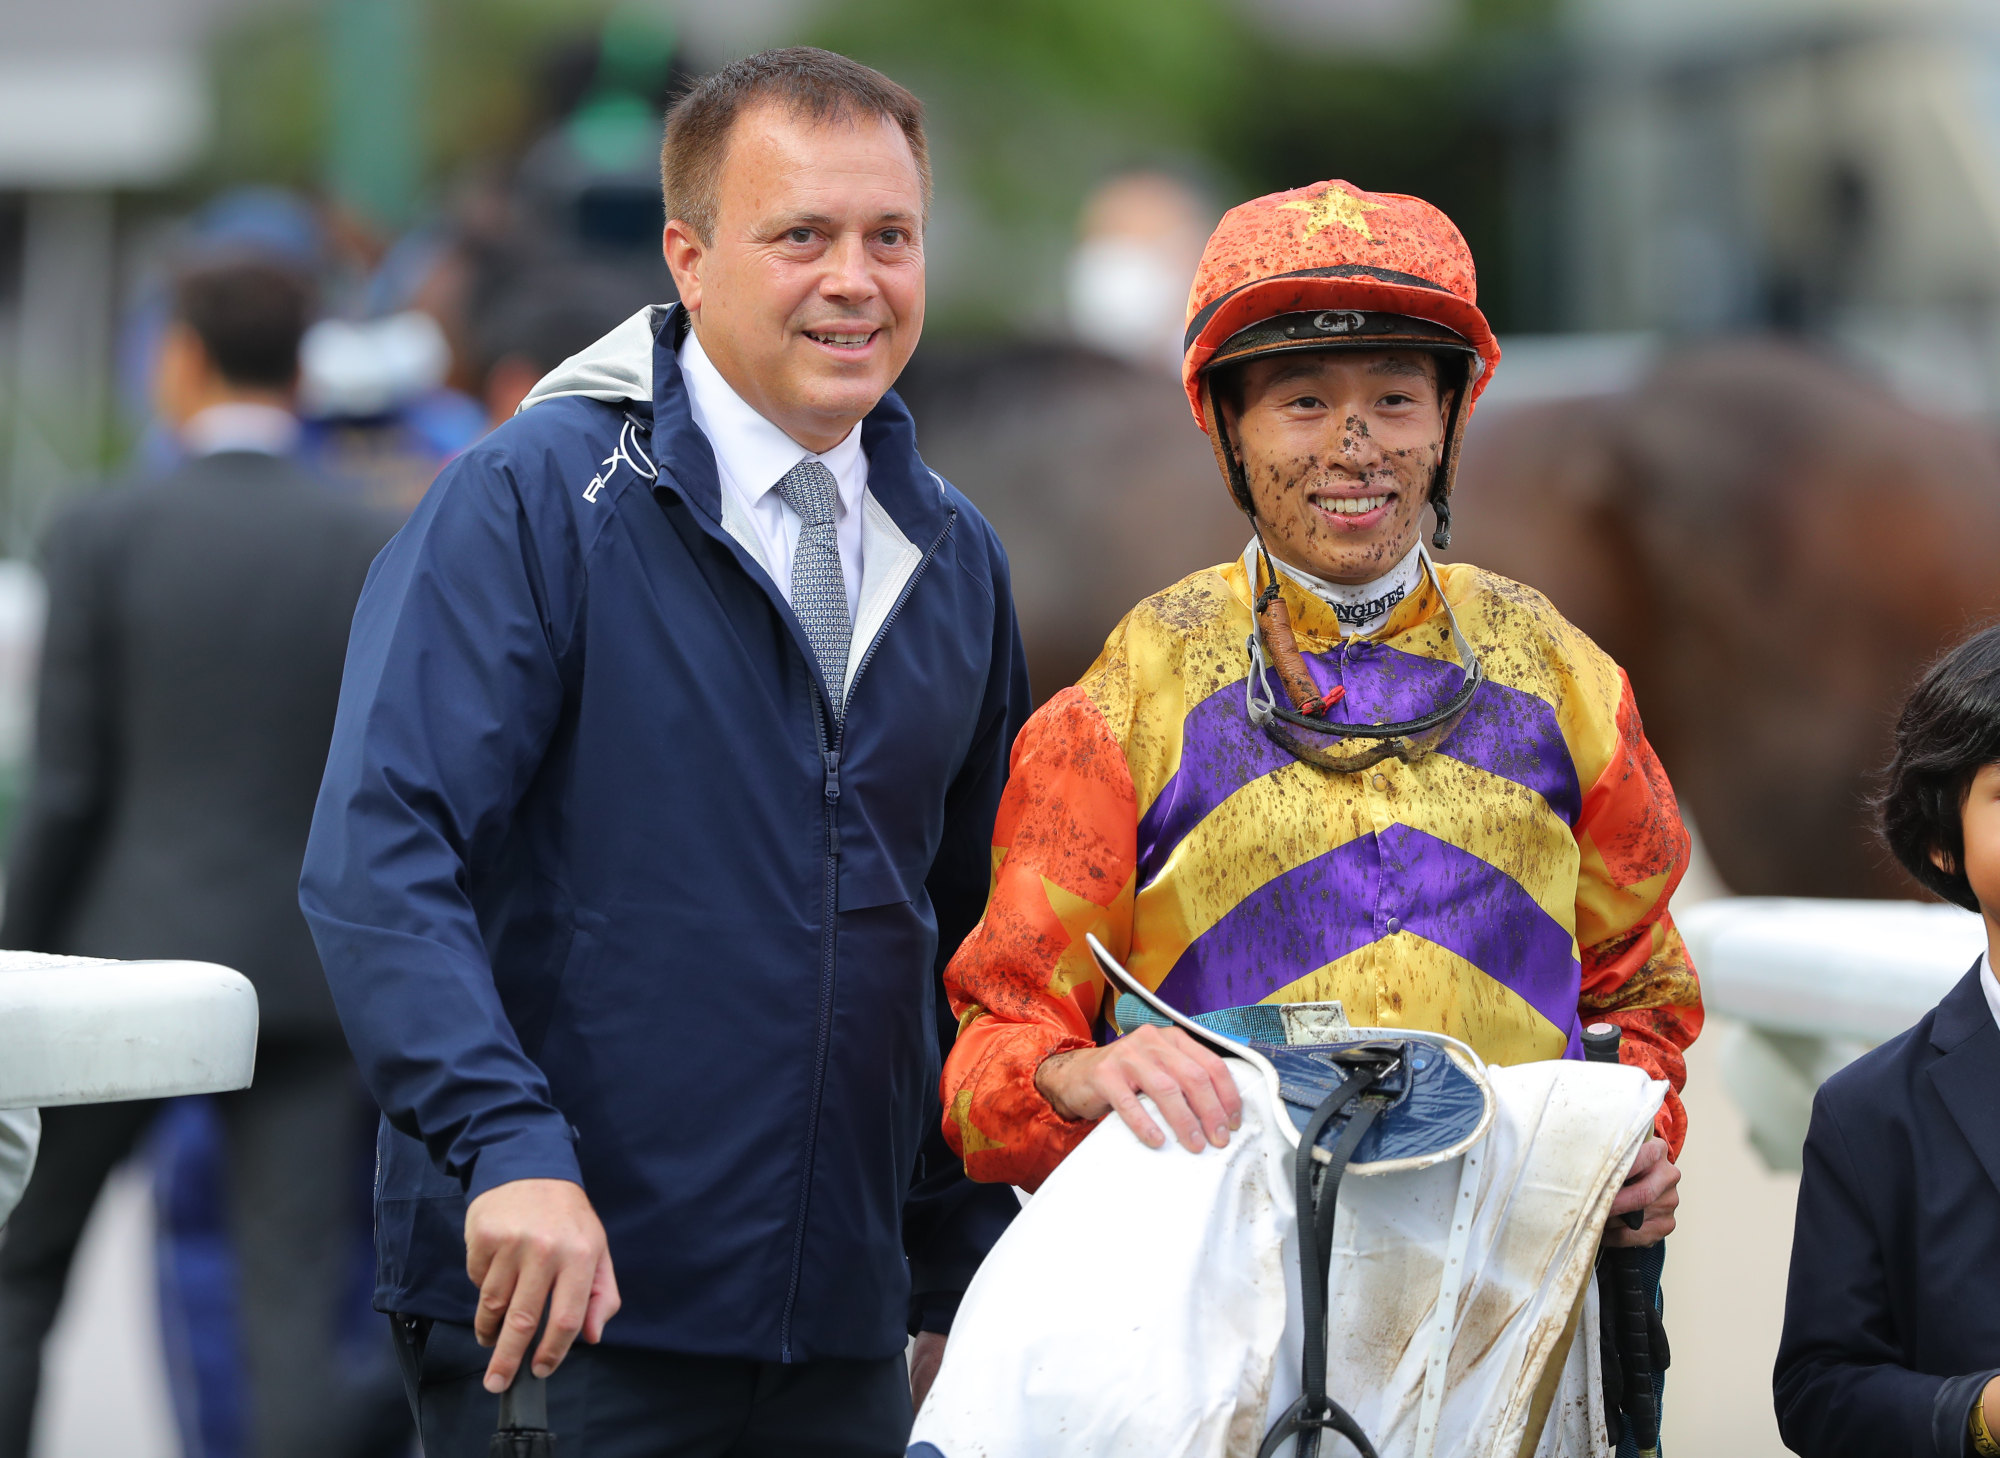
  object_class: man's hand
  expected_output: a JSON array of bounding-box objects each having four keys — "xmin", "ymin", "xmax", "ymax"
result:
[
  {"xmin": 465, "ymin": 1177, "xmax": 621, "ymax": 1393},
  {"xmin": 1604, "ymin": 1136, "xmax": 1679, "ymax": 1247},
  {"xmin": 1034, "ymin": 1025, "xmax": 1242, "ymax": 1153},
  {"xmin": 909, "ymin": 1331, "xmax": 945, "ymax": 1412}
]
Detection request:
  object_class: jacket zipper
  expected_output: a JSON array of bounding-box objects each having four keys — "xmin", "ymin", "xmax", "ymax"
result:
[{"xmin": 776, "ymin": 507, "xmax": 959, "ymax": 1362}]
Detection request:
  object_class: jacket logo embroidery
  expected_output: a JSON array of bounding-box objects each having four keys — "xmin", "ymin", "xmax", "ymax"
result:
[{"xmin": 583, "ymin": 416, "xmax": 658, "ymax": 503}]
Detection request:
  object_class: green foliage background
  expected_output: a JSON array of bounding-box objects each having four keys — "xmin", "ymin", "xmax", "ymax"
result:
[{"xmin": 195, "ymin": 0, "xmax": 1560, "ymax": 333}]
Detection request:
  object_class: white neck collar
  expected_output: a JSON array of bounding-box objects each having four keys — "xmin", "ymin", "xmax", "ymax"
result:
[{"xmin": 1244, "ymin": 539, "xmax": 1426, "ymax": 637}]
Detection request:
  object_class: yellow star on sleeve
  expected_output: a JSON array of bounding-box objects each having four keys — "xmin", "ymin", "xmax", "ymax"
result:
[
  {"xmin": 1280, "ymin": 187, "xmax": 1385, "ymax": 242},
  {"xmin": 1040, "ymin": 873, "xmax": 1130, "ymax": 999}
]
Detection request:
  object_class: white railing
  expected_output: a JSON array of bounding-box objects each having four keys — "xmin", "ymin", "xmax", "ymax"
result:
[
  {"xmin": 1677, "ymin": 897, "xmax": 1982, "ymax": 1170},
  {"xmin": 0, "ymin": 950, "xmax": 257, "ymax": 1106}
]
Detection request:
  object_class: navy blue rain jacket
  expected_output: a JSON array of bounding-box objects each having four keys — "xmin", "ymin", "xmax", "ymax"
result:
[{"xmin": 301, "ymin": 305, "xmax": 1029, "ymax": 1362}]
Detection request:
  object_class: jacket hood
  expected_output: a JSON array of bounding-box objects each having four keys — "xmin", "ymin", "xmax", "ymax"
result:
[{"xmin": 517, "ymin": 305, "xmax": 667, "ymax": 413}]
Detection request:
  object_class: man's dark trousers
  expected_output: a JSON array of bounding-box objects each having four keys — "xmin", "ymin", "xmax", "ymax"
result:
[
  {"xmin": 391, "ymin": 1318, "xmax": 912, "ymax": 1458},
  {"xmin": 0, "ymin": 1043, "xmax": 360, "ymax": 1458}
]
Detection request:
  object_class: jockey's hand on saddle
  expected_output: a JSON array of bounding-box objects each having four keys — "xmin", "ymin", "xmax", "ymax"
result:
[
  {"xmin": 465, "ymin": 1177, "xmax": 623, "ymax": 1392},
  {"xmin": 1604, "ymin": 1137, "xmax": 1678, "ymax": 1247},
  {"xmin": 1036, "ymin": 1025, "xmax": 1243, "ymax": 1153}
]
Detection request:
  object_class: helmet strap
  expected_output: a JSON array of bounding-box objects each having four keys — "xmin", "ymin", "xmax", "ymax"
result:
[
  {"xmin": 1248, "ymin": 531, "xmax": 1335, "ymax": 719},
  {"xmin": 1427, "ymin": 352, "xmax": 1474, "ymax": 553},
  {"xmin": 1203, "ymin": 372, "xmax": 1258, "ymax": 516}
]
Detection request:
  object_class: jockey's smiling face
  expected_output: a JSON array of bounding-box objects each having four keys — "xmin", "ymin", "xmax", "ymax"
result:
[{"xmin": 1220, "ymin": 348, "xmax": 1453, "ymax": 586}]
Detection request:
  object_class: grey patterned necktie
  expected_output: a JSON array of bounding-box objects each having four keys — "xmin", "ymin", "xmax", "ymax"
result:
[{"xmin": 774, "ymin": 458, "xmax": 852, "ymax": 721}]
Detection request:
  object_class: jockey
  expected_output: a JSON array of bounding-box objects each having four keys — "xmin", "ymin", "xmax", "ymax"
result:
[{"xmin": 937, "ymin": 179, "xmax": 1700, "ymax": 1249}]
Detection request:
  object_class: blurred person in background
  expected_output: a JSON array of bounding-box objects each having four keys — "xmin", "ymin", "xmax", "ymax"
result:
[
  {"xmin": 302, "ymin": 46, "xmax": 1026, "ymax": 1458},
  {"xmin": 469, "ymin": 266, "xmax": 660, "ymax": 430},
  {"xmin": 1064, "ymin": 169, "xmax": 1214, "ymax": 374},
  {"xmin": 0, "ymin": 258, "xmax": 399, "ymax": 1458}
]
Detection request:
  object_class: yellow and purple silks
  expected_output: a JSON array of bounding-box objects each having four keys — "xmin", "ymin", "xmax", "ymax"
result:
[{"xmin": 940, "ymin": 555, "xmax": 1702, "ymax": 1192}]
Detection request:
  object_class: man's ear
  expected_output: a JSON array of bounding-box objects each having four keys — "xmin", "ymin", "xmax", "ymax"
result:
[
  {"xmin": 661, "ymin": 219, "xmax": 706, "ymax": 312},
  {"xmin": 153, "ymin": 322, "xmax": 215, "ymax": 429}
]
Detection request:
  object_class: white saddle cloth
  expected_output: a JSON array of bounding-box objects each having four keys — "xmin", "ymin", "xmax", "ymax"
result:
[{"xmin": 911, "ymin": 1057, "xmax": 1664, "ymax": 1458}]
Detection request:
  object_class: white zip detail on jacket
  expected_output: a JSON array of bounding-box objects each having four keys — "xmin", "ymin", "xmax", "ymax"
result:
[{"xmin": 519, "ymin": 306, "xmax": 927, "ymax": 696}]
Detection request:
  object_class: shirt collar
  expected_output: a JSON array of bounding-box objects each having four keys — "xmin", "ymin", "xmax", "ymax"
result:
[
  {"xmin": 179, "ymin": 402, "xmax": 300, "ymax": 458},
  {"xmin": 1240, "ymin": 538, "xmax": 1434, "ymax": 641},
  {"xmin": 678, "ymin": 326, "xmax": 865, "ymax": 516}
]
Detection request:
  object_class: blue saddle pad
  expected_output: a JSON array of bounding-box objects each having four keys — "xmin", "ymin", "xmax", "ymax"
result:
[
  {"xmin": 1112, "ymin": 993, "xmax": 1486, "ymax": 1166},
  {"xmin": 1258, "ymin": 1040, "xmax": 1486, "ymax": 1165}
]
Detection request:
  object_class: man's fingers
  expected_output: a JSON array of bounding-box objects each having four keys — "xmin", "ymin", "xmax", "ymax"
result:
[
  {"xmin": 1166, "ymin": 1031, "xmax": 1243, "ymax": 1132},
  {"xmin": 1103, "ymin": 1082, "xmax": 1165, "ymax": 1148},
  {"xmin": 1203, "ymin": 1048, "xmax": 1244, "ymax": 1128},
  {"xmin": 473, "ymin": 1247, "xmax": 523, "ymax": 1348},
  {"xmin": 1132, "ymin": 1064, "xmax": 1206, "ymax": 1153},
  {"xmin": 1604, "ymin": 1206, "xmax": 1676, "ymax": 1247},
  {"xmin": 484, "ymin": 1259, "xmax": 556, "ymax": 1393},
  {"xmin": 533, "ymin": 1258, "xmax": 593, "ymax": 1377},
  {"xmin": 1610, "ymin": 1141, "xmax": 1675, "ymax": 1215},
  {"xmin": 582, "ymin": 1249, "xmax": 621, "ymax": 1345},
  {"xmin": 1160, "ymin": 1049, "xmax": 1233, "ymax": 1147}
]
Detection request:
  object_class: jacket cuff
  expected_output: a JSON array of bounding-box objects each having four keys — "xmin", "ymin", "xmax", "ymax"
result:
[
  {"xmin": 1931, "ymin": 1369, "xmax": 2000, "ymax": 1457},
  {"xmin": 462, "ymin": 1127, "xmax": 584, "ymax": 1204},
  {"xmin": 908, "ymin": 1290, "xmax": 962, "ymax": 1337}
]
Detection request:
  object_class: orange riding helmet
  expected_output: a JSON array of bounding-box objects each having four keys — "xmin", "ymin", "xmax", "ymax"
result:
[{"xmin": 1182, "ymin": 179, "xmax": 1501, "ymax": 547}]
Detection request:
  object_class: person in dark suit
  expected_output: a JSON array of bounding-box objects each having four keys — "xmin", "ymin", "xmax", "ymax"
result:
[
  {"xmin": 1774, "ymin": 623, "xmax": 2000, "ymax": 1458},
  {"xmin": 0, "ymin": 258, "xmax": 398, "ymax": 1458}
]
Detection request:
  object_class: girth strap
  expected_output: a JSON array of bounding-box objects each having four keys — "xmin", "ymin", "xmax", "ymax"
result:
[{"xmin": 1258, "ymin": 1059, "xmax": 1396, "ymax": 1458}]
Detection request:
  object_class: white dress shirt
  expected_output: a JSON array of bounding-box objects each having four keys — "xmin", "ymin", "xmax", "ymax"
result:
[
  {"xmin": 179, "ymin": 401, "xmax": 301, "ymax": 458},
  {"xmin": 1982, "ymin": 952, "xmax": 2000, "ymax": 1034},
  {"xmin": 679, "ymin": 328, "xmax": 866, "ymax": 622}
]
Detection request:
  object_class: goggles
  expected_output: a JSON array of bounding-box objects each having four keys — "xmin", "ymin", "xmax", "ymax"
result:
[{"xmin": 1244, "ymin": 549, "xmax": 1483, "ymax": 773}]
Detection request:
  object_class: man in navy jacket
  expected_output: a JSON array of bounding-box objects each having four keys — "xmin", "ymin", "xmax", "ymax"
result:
[{"xmin": 301, "ymin": 49, "xmax": 1028, "ymax": 1456}]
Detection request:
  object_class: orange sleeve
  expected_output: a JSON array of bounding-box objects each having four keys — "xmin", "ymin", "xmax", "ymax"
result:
[
  {"xmin": 1574, "ymin": 673, "xmax": 1704, "ymax": 1158},
  {"xmin": 940, "ymin": 686, "xmax": 1139, "ymax": 1191}
]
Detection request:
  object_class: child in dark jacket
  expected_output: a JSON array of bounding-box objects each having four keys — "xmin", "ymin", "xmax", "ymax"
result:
[{"xmin": 1773, "ymin": 625, "xmax": 2000, "ymax": 1458}]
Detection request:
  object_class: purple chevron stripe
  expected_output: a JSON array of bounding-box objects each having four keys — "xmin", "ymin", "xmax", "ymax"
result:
[
  {"xmin": 1328, "ymin": 641, "xmax": 1582, "ymax": 824},
  {"xmin": 1135, "ymin": 639, "xmax": 1580, "ymax": 886},
  {"xmin": 1154, "ymin": 823, "xmax": 1582, "ymax": 1053},
  {"xmin": 1135, "ymin": 682, "xmax": 1295, "ymax": 883}
]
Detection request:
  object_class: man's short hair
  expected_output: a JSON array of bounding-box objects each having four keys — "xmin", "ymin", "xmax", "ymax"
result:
[
  {"xmin": 172, "ymin": 258, "xmax": 312, "ymax": 390},
  {"xmin": 1879, "ymin": 622, "xmax": 2000, "ymax": 908},
  {"xmin": 661, "ymin": 46, "xmax": 930, "ymax": 245}
]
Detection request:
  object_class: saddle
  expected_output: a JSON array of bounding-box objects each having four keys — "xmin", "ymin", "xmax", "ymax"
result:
[{"xmin": 1090, "ymin": 936, "xmax": 1496, "ymax": 1458}]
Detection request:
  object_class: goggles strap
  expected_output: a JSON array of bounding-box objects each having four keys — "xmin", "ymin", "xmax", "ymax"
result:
[{"xmin": 1251, "ymin": 540, "xmax": 1340, "ymax": 719}]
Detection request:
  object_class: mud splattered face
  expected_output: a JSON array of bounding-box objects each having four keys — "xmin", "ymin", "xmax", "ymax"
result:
[{"xmin": 1220, "ymin": 349, "xmax": 1452, "ymax": 585}]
